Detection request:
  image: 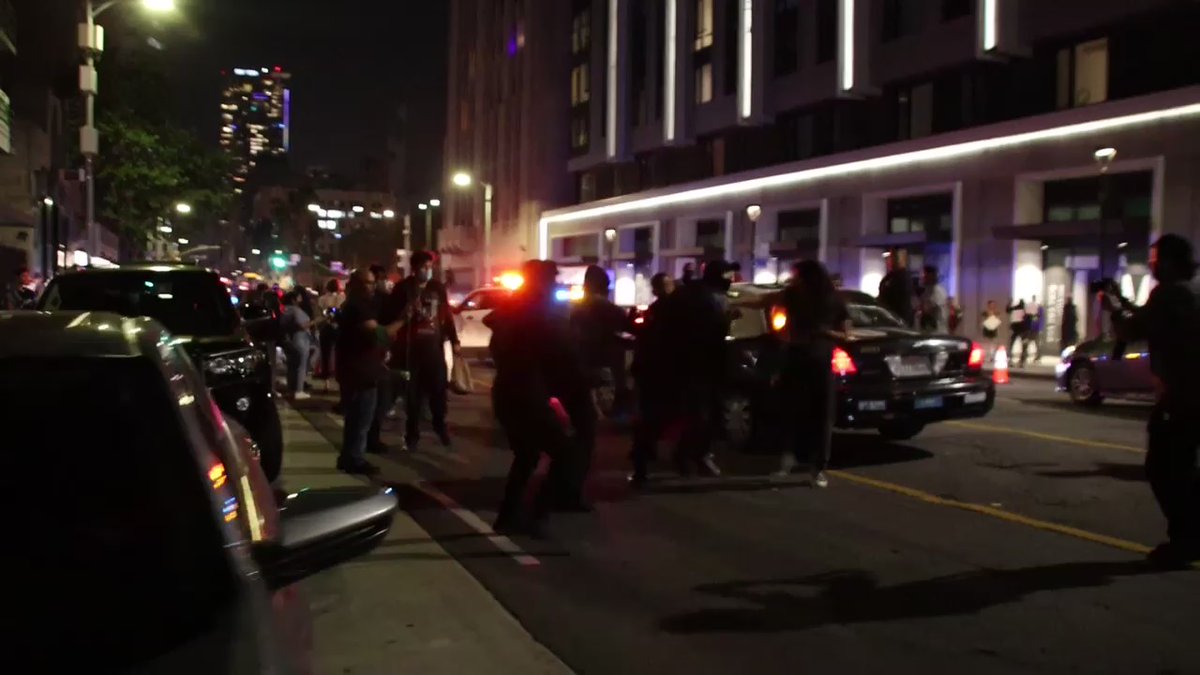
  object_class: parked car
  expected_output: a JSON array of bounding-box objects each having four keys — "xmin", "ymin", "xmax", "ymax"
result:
[
  {"xmin": 37, "ymin": 263, "xmax": 286, "ymax": 480},
  {"xmin": 721, "ymin": 284, "xmax": 995, "ymax": 448},
  {"xmin": 1056, "ymin": 337, "xmax": 1155, "ymax": 406},
  {"xmin": 454, "ymin": 286, "xmax": 514, "ymax": 349},
  {"xmin": 1, "ymin": 311, "xmax": 396, "ymax": 673}
]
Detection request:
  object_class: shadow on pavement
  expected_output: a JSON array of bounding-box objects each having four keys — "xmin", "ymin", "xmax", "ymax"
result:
[
  {"xmin": 1015, "ymin": 398, "xmax": 1152, "ymax": 422},
  {"xmin": 1036, "ymin": 462, "xmax": 1146, "ymax": 483},
  {"xmin": 659, "ymin": 560, "xmax": 1152, "ymax": 634}
]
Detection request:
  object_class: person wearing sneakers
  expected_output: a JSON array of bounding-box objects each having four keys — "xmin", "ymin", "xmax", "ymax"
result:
[
  {"xmin": 335, "ymin": 267, "xmax": 408, "ymax": 476},
  {"xmin": 774, "ymin": 260, "xmax": 850, "ymax": 488}
]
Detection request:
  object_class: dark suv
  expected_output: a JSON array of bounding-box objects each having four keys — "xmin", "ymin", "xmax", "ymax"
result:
[{"xmin": 38, "ymin": 263, "xmax": 284, "ymax": 480}]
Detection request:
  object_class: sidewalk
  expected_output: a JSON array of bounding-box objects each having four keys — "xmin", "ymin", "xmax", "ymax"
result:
[{"xmin": 278, "ymin": 401, "xmax": 572, "ymax": 675}]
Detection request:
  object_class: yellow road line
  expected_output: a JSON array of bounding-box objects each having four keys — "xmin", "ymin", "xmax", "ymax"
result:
[
  {"xmin": 945, "ymin": 420, "xmax": 1144, "ymax": 454},
  {"xmin": 828, "ymin": 470, "xmax": 1154, "ymax": 556}
]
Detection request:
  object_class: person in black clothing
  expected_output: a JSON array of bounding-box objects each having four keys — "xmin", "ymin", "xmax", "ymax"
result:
[
  {"xmin": 773, "ymin": 261, "xmax": 849, "ymax": 488},
  {"xmin": 629, "ymin": 272, "xmax": 680, "ymax": 488},
  {"xmin": 366, "ymin": 264, "xmax": 402, "ymax": 454},
  {"xmin": 389, "ymin": 251, "xmax": 461, "ymax": 450},
  {"xmin": 335, "ymin": 268, "xmax": 406, "ymax": 475},
  {"xmin": 1060, "ymin": 295, "xmax": 1080, "ymax": 352},
  {"xmin": 877, "ymin": 253, "xmax": 914, "ymax": 327},
  {"xmin": 666, "ymin": 260, "xmax": 734, "ymax": 477},
  {"xmin": 571, "ymin": 265, "xmax": 632, "ymax": 418},
  {"xmin": 1103, "ymin": 234, "xmax": 1200, "ymax": 568},
  {"xmin": 489, "ymin": 260, "xmax": 594, "ymax": 535}
]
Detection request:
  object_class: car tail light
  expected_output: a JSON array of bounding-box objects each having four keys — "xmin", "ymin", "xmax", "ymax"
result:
[
  {"xmin": 831, "ymin": 347, "xmax": 857, "ymax": 376},
  {"xmin": 967, "ymin": 343, "xmax": 985, "ymax": 369},
  {"xmin": 770, "ymin": 306, "xmax": 787, "ymax": 332}
]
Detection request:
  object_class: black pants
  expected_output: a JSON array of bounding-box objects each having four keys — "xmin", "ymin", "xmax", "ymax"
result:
[
  {"xmin": 631, "ymin": 381, "xmax": 675, "ymax": 477},
  {"xmin": 677, "ymin": 383, "xmax": 720, "ymax": 466},
  {"xmin": 318, "ymin": 323, "xmax": 337, "ymax": 378},
  {"xmin": 781, "ymin": 345, "xmax": 835, "ymax": 473},
  {"xmin": 368, "ymin": 370, "xmax": 400, "ymax": 450},
  {"xmin": 561, "ymin": 394, "xmax": 597, "ymax": 505},
  {"xmin": 495, "ymin": 399, "xmax": 573, "ymax": 525},
  {"xmin": 1146, "ymin": 405, "xmax": 1200, "ymax": 549},
  {"xmin": 406, "ymin": 349, "xmax": 448, "ymax": 441}
]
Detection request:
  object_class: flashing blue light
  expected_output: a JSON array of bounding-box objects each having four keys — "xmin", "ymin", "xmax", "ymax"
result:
[
  {"xmin": 230, "ymin": 295, "xmax": 240, "ymax": 306},
  {"xmin": 554, "ymin": 288, "xmax": 570, "ymax": 302}
]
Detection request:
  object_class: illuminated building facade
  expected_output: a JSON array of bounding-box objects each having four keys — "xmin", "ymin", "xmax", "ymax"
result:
[{"xmin": 219, "ymin": 66, "xmax": 291, "ymax": 194}]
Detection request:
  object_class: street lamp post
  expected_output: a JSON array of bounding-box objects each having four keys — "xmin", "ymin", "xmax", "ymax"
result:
[
  {"xmin": 1093, "ymin": 147, "xmax": 1117, "ymax": 279},
  {"xmin": 79, "ymin": 0, "xmax": 176, "ymax": 257},
  {"xmin": 452, "ymin": 172, "xmax": 493, "ymax": 285},
  {"xmin": 418, "ymin": 198, "xmax": 442, "ymax": 252}
]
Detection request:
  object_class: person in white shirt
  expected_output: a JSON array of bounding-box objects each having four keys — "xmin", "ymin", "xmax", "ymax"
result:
[
  {"xmin": 315, "ymin": 278, "xmax": 346, "ymax": 381},
  {"xmin": 918, "ymin": 266, "xmax": 949, "ymax": 333},
  {"xmin": 1022, "ymin": 295, "xmax": 1042, "ymax": 366}
]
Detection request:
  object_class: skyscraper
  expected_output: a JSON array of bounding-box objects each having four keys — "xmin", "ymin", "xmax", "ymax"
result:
[{"xmin": 219, "ymin": 66, "xmax": 291, "ymax": 194}]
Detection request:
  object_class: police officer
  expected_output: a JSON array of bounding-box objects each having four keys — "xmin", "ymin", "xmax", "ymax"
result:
[
  {"xmin": 667, "ymin": 260, "xmax": 735, "ymax": 477},
  {"xmin": 489, "ymin": 261, "xmax": 593, "ymax": 535},
  {"xmin": 1103, "ymin": 234, "xmax": 1200, "ymax": 568},
  {"xmin": 629, "ymin": 272, "xmax": 679, "ymax": 488},
  {"xmin": 571, "ymin": 265, "xmax": 633, "ymax": 418}
]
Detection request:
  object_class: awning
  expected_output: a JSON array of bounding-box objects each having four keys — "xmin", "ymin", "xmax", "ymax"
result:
[{"xmin": 991, "ymin": 219, "xmax": 1150, "ymax": 241}]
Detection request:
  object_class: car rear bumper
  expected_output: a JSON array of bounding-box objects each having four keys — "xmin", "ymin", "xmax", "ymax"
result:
[{"xmin": 836, "ymin": 376, "xmax": 995, "ymax": 428}]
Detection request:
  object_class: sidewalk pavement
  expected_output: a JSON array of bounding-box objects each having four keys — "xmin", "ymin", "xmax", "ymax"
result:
[{"xmin": 277, "ymin": 401, "xmax": 572, "ymax": 675}]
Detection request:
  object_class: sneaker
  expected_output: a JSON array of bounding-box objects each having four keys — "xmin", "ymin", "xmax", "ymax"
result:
[
  {"xmin": 336, "ymin": 459, "xmax": 380, "ymax": 476},
  {"xmin": 698, "ymin": 455, "xmax": 722, "ymax": 477},
  {"xmin": 774, "ymin": 454, "xmax": 798, "ymax": 478},
  {"xmin": 293, "ymin": 391, "xmax": 312, "ymax": 401},
  {"xmin": 811, "ymin": 471, "xmax": 829, "ymax": 489}
]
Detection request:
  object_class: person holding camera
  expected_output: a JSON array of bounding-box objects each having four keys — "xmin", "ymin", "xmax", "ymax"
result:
[{"xmin": 1103, "ymin": 234, "xmax": 1200, "ymax": 568}]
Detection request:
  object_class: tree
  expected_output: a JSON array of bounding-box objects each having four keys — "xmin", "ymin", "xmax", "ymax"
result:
[{"xmin": 92, "ymin": 44, "xmax": 233, "ymax": 251}]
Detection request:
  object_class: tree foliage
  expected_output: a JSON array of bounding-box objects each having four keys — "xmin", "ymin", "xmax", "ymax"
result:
[{"xmin": 93, "ymin": 45, "xmax": 233, "ymax": 250}]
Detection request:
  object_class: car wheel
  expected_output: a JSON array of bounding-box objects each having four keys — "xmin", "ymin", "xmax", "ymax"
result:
[
  {"xmin": 1067, "ymin": 363, "xmax": 1104, "ymax": 407},
  {"xmin": 251, "ymin": 399, "xmax": 284, "ymax": 482},
  {"xmin": 722, "ymin": 395, "xmax": 754, "ymax": 452},
  {"xmin": 878, "ymin": 420, "xmax": 926, "ymax": 441}
]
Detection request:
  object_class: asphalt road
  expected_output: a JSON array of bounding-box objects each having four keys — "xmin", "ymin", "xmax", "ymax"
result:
[{"xmin": 295, "ymin": 374, "xmax": 1200, "ymax": 675}]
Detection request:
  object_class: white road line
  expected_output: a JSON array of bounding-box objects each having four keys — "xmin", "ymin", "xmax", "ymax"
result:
[{"xmin": 413, "ymin": 480, "xmax": 541, "ymax": 567}]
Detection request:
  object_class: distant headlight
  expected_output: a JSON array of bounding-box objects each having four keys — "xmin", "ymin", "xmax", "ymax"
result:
[
  {"xmin": 1060, "ymin": 345, "xmax": 1076, "ymax": 362},
  {"xmin": 205, "ymin": 348, "xmax": 265, "ymax": 379}
]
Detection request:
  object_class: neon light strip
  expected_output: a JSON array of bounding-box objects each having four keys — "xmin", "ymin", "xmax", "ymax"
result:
[
  {"xmin": 282, "ymin": 88, "xmax": 291, "ymax": 151},
  {"xmin": 664, "ymin": 0, "xmax": 677, "ymax": 141},
  {"xmin": 606, "ymin": 0, "xmax": 619, "ymax": 158},
  {"xmin": 982, "ymin": 0, "xmax": 998, "ymax": 52},
  {"xmin": 839, "ymin": 0, "xmax": 855, "ymax": 91},
  {"xmin": 739, "ymin": 0, "xmax": 753, "ymax": 119},
  {"xmin": 538, "ymin": 101, "xmax": 1200, "ymax": 258}
]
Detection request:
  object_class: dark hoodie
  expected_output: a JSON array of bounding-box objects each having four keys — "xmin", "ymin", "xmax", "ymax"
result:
[{"xmin": 1112, "ymin": 273, "xmax": 1200, "ymax": 413}]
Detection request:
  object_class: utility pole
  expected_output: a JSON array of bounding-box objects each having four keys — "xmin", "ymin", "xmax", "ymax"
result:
[{"xmin": 80, "ymin": 0, "xmax": 101, "ymax": 258}]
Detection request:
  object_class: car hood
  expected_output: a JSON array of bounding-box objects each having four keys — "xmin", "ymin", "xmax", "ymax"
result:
[{"xmin": 173, "ymin": 333, "xmax": 255, "ymax": 362}]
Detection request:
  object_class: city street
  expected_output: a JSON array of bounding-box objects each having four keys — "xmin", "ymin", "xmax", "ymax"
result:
[{"xmin": 288, "ymin": 372, "xmax": 1200, "ymax": 675}]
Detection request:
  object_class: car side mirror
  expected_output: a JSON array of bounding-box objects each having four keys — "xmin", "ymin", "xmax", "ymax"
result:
[{"xmin": 254, "ymin": 487, "xmax": 397, "ymax": 590}]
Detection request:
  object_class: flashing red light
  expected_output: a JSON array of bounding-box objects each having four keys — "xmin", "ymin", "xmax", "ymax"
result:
[
  {"xmin": 273, "ymin": 66, "xmax": 282, "ymax": 73},
  {"xmin": 770, "ymin": 307, "xmax": 787, "ymax": 332},
  {"xmin": 967, "ymin": 343, "xmax": 985, "ymax": 369},
  {"xmin": 633, "ymin": 315, "xmax": 645, "ymax": 325},
  {"xmin": 831, "ymin": 347, "xmax": 857, "ymax": 376}
]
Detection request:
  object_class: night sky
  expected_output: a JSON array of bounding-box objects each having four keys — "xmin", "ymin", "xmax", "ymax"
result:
[{"xmin": 12, "ymin": 0, "xmax": 449, "ymax": 195}]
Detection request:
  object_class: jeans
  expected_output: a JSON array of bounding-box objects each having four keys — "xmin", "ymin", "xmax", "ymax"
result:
[
  {"xmin": 340, "ymin": 387, "xmax": 378, "ymax": 466},
  {"xmin": 406, "ymin": 349, "xmax": 449, "ymax": 441},
  {"xmin": 284, "ymin": 332, "xmax": 311, "ymax": 394}
]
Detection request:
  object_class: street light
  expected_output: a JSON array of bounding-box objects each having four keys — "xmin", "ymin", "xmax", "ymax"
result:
[
  {"xmin": 177, "ymin": 237, "xmax": 189, "ymax": 245},
  {"xmin": 418, "ymin": 203, "xmax": 428, "ymax": 211},
  {"xmin": 175, "ymin": 202, "xmax": 192, "ymax": 215},
  {"xmin": 1093, "ymin": 146, "xmax": 1118, "ymax": 279},
  {"xmin": 43, "ymin": 196, "xmax": 55, "ymax": 207},
  {"xmin": 80, "ymin": 0, "xmax": 178, "ymax": 259},
  {"xmin": 307, "ymin": 203, "xmax": 321, "ymax": 213},
  {"xmin": 158, "ymin": 224, "xmax": 172, "ymax": 234},
  {"xmin": 452, "ymin": 171, "xmax": 494, "ymax": 285},
  {"xmin": 251, "ymin": 248, "xmax": 261, "ymax": 255},
  {"xmin": 419, "ymin": 198, "xmax": 442, "ymax": 251},
  {"xmin": 429, "ymin": 198, "xmax": 441, "ymax": 207},
  {"xmin": 383, "ymin": 209, "xmax": 396, "ymax": 219}
]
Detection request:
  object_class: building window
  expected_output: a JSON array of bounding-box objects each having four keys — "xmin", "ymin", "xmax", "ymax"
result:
[
  {"xmin": 571, "ymin": 64, "xmax": 591, "ymax": 105},
  {"xmin": 881, "ymin": 0, "xmax": 922, "ymax": 42},
  {"xmin": 815, "ymin": 0, "xmax": 836, "ymax": 63},
  {"xmin": 696, "ymin": 219, "xmax": 724, "ymax": 250},
  {"xmin": 1057, "ymin": 37, "xmax": 1109, "ymax": 109},
  {"xmin": 1043, "ymin": 172, "xmax": 1151, "ymax": 223},
  {"xmin": 572, "ymin": 9, "xmax": 591, "ymax": 55},
  {"xmin": 941, "ymin": 0, "xmax": 973, "ymax": 21},
  {"xmin": 887, "ymin": 194, "xmax": 953, "ymax": 240},
  {"xmin": 723, "ymin": 0, "xmax": 739, "ymax": 96},
  {"xmin": 777, "ymin": 209, "xmax": 820, "ymax": 245},
  {"xmin": 695, "ymin": 61, "xmax": 714, "ymax": 103},
  {"xmin": 631, "ymin": 0, "xmax": 651, "ymax": 125},
  {"xmin": 895, "ymin": 81, "xmax": 933, "ymax": 140},
  {"xmin": 695, "ymin": 0, "xmax": 714, "ymax": 50},
  {"xmin": 773, "ymin": 0, "xmax": 801, "ymax": 77}
]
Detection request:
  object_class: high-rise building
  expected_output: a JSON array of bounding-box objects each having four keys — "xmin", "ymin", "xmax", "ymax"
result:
[{"xmin": 219, "ymin": 66, "xmax": 291, "ymax": 195}]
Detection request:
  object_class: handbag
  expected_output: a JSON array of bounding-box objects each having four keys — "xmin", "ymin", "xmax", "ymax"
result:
[{"xmin": 450, "ymin": 354, "xmax": 474, "ymax": 394}]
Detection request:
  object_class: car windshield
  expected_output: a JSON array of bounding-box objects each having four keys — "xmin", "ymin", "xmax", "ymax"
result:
[
  {"xmin": 846, "ymin": 303, "xmax": 907, "ymax": 328},
  {"xmin": 1, "ymin": 356, "xmax": 238, "ymax": 667},
  {"xmin": 40, "ymin": 271, "xmax": 239, "ymax": 337},
  {"xmin": 727, "ymin": 290, "xmax": 906, "ymax": 338}
]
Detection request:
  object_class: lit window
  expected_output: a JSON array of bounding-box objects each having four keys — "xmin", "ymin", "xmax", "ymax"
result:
[
  {"xmin": 695, "ymin": 62, "xmax": 713, "ymax": 103},
  {"xmin": 571, "ymin": 64, "xmax": 591, "ymax": 105},
  {"xmin": 1057, "ymin": 37, "xmax": 1109, "ymax": 109},
  {"xmin": 572, "ymin": 11, "xmax": 591, "ymax": 55},
  {"xmin": 694, "ymin": 0, "xmax": 714, "ymax": 50}
]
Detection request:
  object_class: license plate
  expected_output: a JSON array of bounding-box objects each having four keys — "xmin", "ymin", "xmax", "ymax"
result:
[
  {"xmin": 914, "ymin": 396, "xmax": 944, "ymax": 410},
  {"xmin": 889, "ymin": 356, "xmax": 933, "ymax": 378},
  {"xmin": 963, "ymin": 391, "xmax": 988, "ymax": 405},
  {"xmin": 858, "ymin": 400, "xmax": 887, "ymax": 412}
]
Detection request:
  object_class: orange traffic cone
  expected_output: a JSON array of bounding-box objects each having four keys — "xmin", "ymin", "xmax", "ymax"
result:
[{"xmin": 992, "ymin": 346, "xmax": 1010, "ymax": 384}]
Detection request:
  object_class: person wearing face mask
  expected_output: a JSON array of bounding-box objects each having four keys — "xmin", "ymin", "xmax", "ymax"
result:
[
  {"xmin": 390, "ymin": 251, "xmax": 461, "ymax": 450},
  {"xmin": 1103, "ymin": 233, "xmax": 1200, "ymax": 568}
]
